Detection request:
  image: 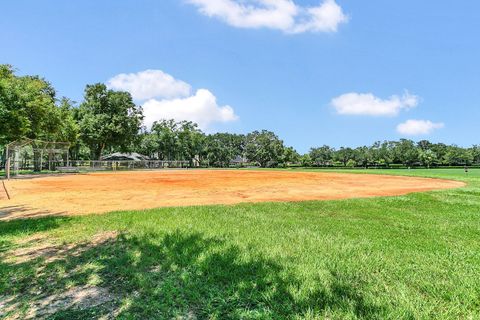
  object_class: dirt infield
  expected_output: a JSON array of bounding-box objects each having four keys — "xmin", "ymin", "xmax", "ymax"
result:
[{"xmin": 0, "ymin": 170, "xmax": 465, "ymax": 220}]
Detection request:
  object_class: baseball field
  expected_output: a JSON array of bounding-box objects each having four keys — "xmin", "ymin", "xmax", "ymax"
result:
[
  {"xmin": 0, "ymin": 170, "xmax": 464, "ymax": 220},
  {"xmin": 0, "ymin": 169, "xmax": 478, "ymax": 319}
]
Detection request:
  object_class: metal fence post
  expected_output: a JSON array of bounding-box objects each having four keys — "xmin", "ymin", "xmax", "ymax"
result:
[
  {"xmin": 6, "ymin": 158, "xmax": 10, "ymax": 180},
  {"xmin": 5, "ymin": 146, "xmax": 10, "ymax": 180}
]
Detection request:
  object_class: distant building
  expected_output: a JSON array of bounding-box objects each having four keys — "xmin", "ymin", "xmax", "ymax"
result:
[
  {"xmin": 231, "ymin": 155, "xmax": 248, "ymax": 165},
  {"xmin": 101, "ymin": 152, "xmax": 149, "ymax": 161}
]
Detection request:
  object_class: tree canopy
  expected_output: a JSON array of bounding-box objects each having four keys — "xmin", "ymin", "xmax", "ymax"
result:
[
  {"xmin": 77, "ymin": 83, "xmax": 143, "ymax": 160},
  {"xmin": 0, "ymin": 65, "xmax": 62, "ymax": 145},
  {"xmin": 245, "ymin": 130, "xmax": 285, "ymax": 167},
  {"xmin": 1, "ymin": 64, "xmax": 479, "ymax": 168}
]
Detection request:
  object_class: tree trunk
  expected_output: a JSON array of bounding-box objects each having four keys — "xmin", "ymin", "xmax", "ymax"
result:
[
  {"xmin": 90, "ymin": 144, "xmax": 105, "ymax": 168},
  {"xmin": 96, "ymin": 143, "xmax": 105, "ymax": 161},
  {"xmin": 33, "ymin": 150, "xmax": 41, "ymax": 172}
]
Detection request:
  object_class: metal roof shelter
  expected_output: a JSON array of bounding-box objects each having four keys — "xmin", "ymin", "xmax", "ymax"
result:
[{"xmin": 101, "ymin": 152, "xmax": 149, "ymax": 161}]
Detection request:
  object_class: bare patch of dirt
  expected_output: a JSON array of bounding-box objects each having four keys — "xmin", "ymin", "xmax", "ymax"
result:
[
  {"xmin": 3, "ymin": 231, "xmax": 118, "ymax": 265},
  {"xmin": 0, "ymin": 170, "xmax": 465, "ymax": 220},
  {"xmin": 0, "ymin": 285, "xmax": 116, "ymax": 319},
  {"xmin": 0, "ymin": 231, "xmax": 120, "ymax": 319}
]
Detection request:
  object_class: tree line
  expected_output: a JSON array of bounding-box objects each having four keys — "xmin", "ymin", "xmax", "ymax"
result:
[
  {"xmin": 307, "ymin": 141, "xmax": 479, "ymax": 168},
  {"xmin": 1, "ymin": 64, "xmax": 479, "ymax": 168}
]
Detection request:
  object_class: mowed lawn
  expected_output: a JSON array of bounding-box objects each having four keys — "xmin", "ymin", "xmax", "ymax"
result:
[{"xmin": 0, "ymin": 170, "xmax": 479, "ymax": 319}]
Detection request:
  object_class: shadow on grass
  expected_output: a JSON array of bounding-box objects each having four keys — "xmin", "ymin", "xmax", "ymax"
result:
[
  {"xmin": 0, "ymin": 215, "xmax": 71, "ymax": 237},
  {"xmin": 1, "ymin": 230, "xmax": 388, "ymax": 319}
]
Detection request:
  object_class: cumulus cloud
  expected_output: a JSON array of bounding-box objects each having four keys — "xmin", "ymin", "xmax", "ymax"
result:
[
  {"xmin": 187, "ymin": 0, "xmax": 348, "ymax": 34},
  {"xmin": 331, "ymin": 92, "xmax": 419, "ymax": 117},
  {"xmin": 107, "ymin": 70, "xmax": 191, "ymax": 100},
  {"xmin": 107, "ymin": 70, "xmax": 238, "ymax": 130},
  {"xmin": 143, "ymin": 89, "xmax": 238, "ymax": 130},
  {"xmin": 396, "ymin": 120, "xmax": 444, "ymax": 136}
]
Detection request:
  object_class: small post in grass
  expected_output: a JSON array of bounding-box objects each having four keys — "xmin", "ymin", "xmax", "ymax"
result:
[{"xmin": 5, "ymin": 145, "xmax": 10, "ymax": 180}]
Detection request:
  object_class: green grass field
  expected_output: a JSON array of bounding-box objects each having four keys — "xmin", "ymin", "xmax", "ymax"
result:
[{"xmin": 1, "ymin": 169, "xmax": 479, "ymax": 319}]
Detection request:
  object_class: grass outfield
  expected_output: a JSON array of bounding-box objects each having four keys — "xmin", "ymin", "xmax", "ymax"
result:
[{"xmin": 0, "ymin": 169, "xmax": 479, "ymax": 319}]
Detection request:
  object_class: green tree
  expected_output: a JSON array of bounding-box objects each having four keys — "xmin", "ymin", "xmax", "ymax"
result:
[
  {"xmin": 393, "ymin": 139, "xmax": 419, "ymax": 166},
  {"xmin": 471, "ymin": 145, "xmax": 480, "ymax": 164},
  {"xmin": 56, "ymin": 98, "xmax": 79, "ymax": 145},
  {"xmin": 430, "ymin": 143, "xmax": 449, "ymax": 164},
  {"xmin": 309, "ymin": 145, "xmax": 334, "ymax": 166},
  {"xmin": 150, "ymin": 119, "xmax": 179, "ymax": 160},
  {"xmin": 136, "ymin": 132, "xmax": 160, "ymax": 159},
  {"xmin": 300, "ymin": 154, "xmax": 312, "ymax": 167},
  {"xmin": 346, "ymin": 159, "xmax": 357, "ymax": 167},
  {"xmin": 444, "ymin": 145, "xmax": 474, "ymax": 166},
  {"xmin": 370, "ymin": 141, "xmax": 394, "ymax": 167},
  {"xmin": 354, "ymin": 146, "xmax": 372, "ymax": 168},
  {"xmin": 417, "ymin": 140, "xmax": 432, "ymax": 151},
  {"xmin": 281, "ymin": 146, "xmax": 300, "ymax": 166},
  {"xmin": 203, "ymin": 133, "xmax": 246, "ymax": 167},
  {"xmin": 419, "ymin": 149, "xmax": 438, "ymax": 168},
  {"xmin": 203, "ymin": 135, "xmax": 229, "ymax": 167},
  {"xmin": 77, "ymin": 84, "xmax": 143, "ymax": 160},
  {"xmin": 177, "ymin": 121, "xmax": 205, "ymax": 166},
  {"xmin": 0, "ymin": 64, "xmax": 62, "ymax": 144},
  {"xmin": 53, "ymin": 98, "xmax": 80, "ymax": 163},
  {"xmin": 0, "ymin": 65, "xmax": 68, "ymax": 170},
  {"xmin": 245, "ymin": 130, "xmax": 285, "ymax": 167},
  {"xmin": 334, "ymin": 147, "xmax": 355, "ymax": 166}
]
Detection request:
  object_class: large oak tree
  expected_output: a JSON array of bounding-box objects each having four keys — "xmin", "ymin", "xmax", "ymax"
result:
[
  {"xmin": 245, "ymin": 130, "xmax": 285, "ymax": 167},
  {"xmin": 0, "ymin": 64, "xmax": 62, "ymax": 145},
  {"xmin": 77, "ymin": 83, "xmax": 143, "ymax": 160}
]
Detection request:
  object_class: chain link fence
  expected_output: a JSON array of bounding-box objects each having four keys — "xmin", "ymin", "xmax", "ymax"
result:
[{"xmin": 0, "ymin": 159, "xmax": 192, "ymax": 178}]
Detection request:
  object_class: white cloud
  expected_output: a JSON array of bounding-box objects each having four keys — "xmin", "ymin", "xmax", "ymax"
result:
[
  {"xmin": 331, "ymin": 92, "xmax": 419, "ymax": 116},
  {"xmin": 107, "ymin": 70, "xmax": 191, "ymax": 100},
  {"xmin": 187, "ymin": 0, "xmax": 348, "ymax": 34},
  {"xmin": 107, "ymin": 70, "xmax": 239, "ymax": 130},
  {"xmin": 396, "ymin": 120, "xmax": 444, "ymax": 136},
  {"xmin": 142, "ymin": 89, "xmax": 238, "ymax": 130}
]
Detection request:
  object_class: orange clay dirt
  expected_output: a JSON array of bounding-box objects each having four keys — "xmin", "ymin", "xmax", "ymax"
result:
[{"xmin": 0, "ymin": 170, "xmax": 465, "ymax": 220}]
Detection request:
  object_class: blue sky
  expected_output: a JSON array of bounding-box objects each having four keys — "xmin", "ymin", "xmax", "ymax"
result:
[{"xmin": 1, "ymin": 0, "xmax": 479, "ymax": 152}]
